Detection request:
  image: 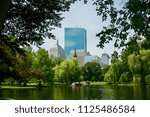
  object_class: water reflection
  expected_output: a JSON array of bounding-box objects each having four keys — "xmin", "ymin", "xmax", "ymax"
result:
[{"xmin": 0, "ymin": 85, "xmax": 150, "ymax": 100}]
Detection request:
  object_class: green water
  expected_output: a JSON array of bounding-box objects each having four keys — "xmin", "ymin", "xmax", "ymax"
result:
[{"xmin": 0, "ymin": 85, "xmax": 150, "ymax": 100}]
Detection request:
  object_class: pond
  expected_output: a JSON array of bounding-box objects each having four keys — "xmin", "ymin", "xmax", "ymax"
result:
[{"xmin": 0, "ymin": 85, "xmax": 150, "ymax": 100}]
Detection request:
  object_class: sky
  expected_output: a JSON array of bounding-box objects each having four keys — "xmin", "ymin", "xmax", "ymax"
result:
[{"xmin": 33, "ymin": 0, "xmax": 123, "ymax": 58}]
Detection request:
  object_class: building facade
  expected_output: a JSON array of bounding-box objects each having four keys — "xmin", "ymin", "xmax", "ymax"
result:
[
  {"xmin": 101, "ymin": 53, "xmax": 109, "ymax": 67},
  {"xmin": 49, "ymin": 40, "xmax": 66, "ymax": 59},
  {"xmin": 84, "ymin": 55, "xmax": 101, "ymax": 64},
  {"xmin": 70, "ymin": 49, "xmax": 90, "ymax": 65},
  {"xmin": 64, "ymin": 28, "xmax": 87, "ymax": 58}
]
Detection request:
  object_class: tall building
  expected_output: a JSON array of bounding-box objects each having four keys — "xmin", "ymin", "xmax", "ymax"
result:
[
  {"xmin": 101, "ymin": 53, "xmax": 109, "ymax": 67},
  {"xmin": 64, "ymin": 28, "xmax": 87, "ymax": 58},
  {"xmin": 49, "ymin": 40, "xmax": 66, "ymax": 59}
]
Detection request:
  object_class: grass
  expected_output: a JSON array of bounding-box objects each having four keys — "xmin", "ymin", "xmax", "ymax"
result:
[
  {"xmin": 117, "ymin": 83, "xmax": 135, "ymax": 86},
  {"xmin": 81, "ymin": 81, "xmax": 109, "ymax": 86},
  {"xmin": 0, "ymin": 85, "xmax": 37, "ymax": 89}
]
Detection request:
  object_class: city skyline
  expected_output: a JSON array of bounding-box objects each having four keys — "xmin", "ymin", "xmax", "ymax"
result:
[{"xmin": 32, "ymin": 1, "xmax": 122, "ymax": 57}]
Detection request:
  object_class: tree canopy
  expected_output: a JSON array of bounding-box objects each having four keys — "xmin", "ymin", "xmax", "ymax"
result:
[
  {"xmin": 82, "ymin": 62, "xmax": 102, "ymax": 81},
  {"xmin": 54, "ymin": 58, "xmax": 81, "ymax": 84},
  {"xmin": 2, "ymin": 0, "xmax": 75, "ymax": 47},
  {"xmin": 94, "ymin": 0, "xmax": 150, "ymax": 48}
]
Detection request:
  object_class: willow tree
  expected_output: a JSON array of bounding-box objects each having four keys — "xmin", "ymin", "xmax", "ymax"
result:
[
  {"xmin": 140, "ymin": 50, "xmax": 150, "ymax": 85},
  {"xmin": 104, "ymin": 58, "xmax": 121, "ymax": 84},
  {"xmin": 128, "ymin": 54, "xmax": 141, "ymax": 84},
  {"xmin": 54, "ymin": 58, "xmax": 81, "ymax": 84},
  {"xmin": 127, "ymin": 51, "xmax": 150, "ymax": 85}
]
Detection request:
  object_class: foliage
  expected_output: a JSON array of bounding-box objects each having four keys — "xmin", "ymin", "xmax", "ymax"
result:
[
  {"xmin": 0, "ymin": 35, "xmax": 31, "ymax": 83},
  {"xmin": 32, "ymin": 48, "xmax": 56, "ymax": 83},
  {"xmin": 2, "ymin": 0, "xmax": 75, "ymax": 46},
  {"xmin": 133, "ymin": 74, "xmax": 141, "ymax": 85},
  {"xmin": 104, "ymin": 58, "xmax": 121, "ymax": 83},
  {"xmin": 54, "ymin": 58, "xmax": 81, "ymax": 84},
  {"xmin": 141, "ymin": 40, "xmax": 150, "ymax": 50},
  {"xmin": 0, "ymin": 0, "xmax": 11, "ymax": 32},
  {"xmin": 127, "ymin": 50, "xmax": 150, "ymax": 84},
  {"xmin": 102, "ymin": 65, "xmax": 110, "ymax": 75},
  {"xmin": 128, "ymin": 54, "xmax": 141, "ymax": 74},
  {"xmin": 82, "ymin": 62, "xmax": 102, "ymax": 81},
  {"xmin": 94, "ymin": 0, "xmax": 150, "ymax": 48},
  {"xmin": 119, "ymin": 72, "xmax": 131, "ymax": 84},
  {"xmin": 140, "ymin": 50, "xmax": 150, "ymax": 75},
  {"xmin": 0, "ymin": 0, "xmax": 74, "ymax": 83},
  {"xmin": 145, "ymin": 74, "xmax": 150, "ymax": 85}
]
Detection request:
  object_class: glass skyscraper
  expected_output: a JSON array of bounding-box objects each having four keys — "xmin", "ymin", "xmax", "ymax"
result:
[{"xmin": 64, "ymin": 28, "xmax": 87, "ymax": 58}]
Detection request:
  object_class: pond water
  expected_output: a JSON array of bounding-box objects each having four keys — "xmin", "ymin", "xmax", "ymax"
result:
[{"xmin": 0, "ymin": 85, "xmax": 150, "ymax": 100}]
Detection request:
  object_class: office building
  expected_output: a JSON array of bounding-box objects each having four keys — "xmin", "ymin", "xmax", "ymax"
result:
[
  {"xmin": 70, "ymin": 49, "xmax": 90, "ymax": 65},
  {"xmin": 84, "ymin": 55, "xmax": 101, "ymax": 64},
  {"xmin": 64, "ymin": 28, "xmax": 87, "ymax": 58},
  {"xmin": 49, "ymin": 40, "xmax": 66, "ymax": 59},
  {"xmin": 101, "ymin": 53, "xmax": 109, "ymax": 67}
]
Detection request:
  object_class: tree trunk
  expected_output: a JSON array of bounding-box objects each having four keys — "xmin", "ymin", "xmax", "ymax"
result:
[{"xmin": 0, "ymin": 0, "xmax": 11, "ymax": 33}]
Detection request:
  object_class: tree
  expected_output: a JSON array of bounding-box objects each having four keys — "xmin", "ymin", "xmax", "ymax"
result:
[
  {"xmin": 54, "ymin": 58, "xmax": 81, "ymax": 84},
  {"xmin": 83, "ymin": 62, "xmax": 102, "ymax": 82},
  {"xmin": 127, "ymin": 50, "xmax": 150, "ymax": 85},
  {"xmin": 102, "ymin": 65, "xmax": 110, "ymax": 80},
  {"xmin": 104, "ymin": 58, "xmax": 121, "ymax": 83},
  {"xmin": 0, "ymin": 35, "xmax": 27, "ymax": 84},
  {"xmin": 0, "ymin": 0, "xmax": 11, "ymax": 32},
  {"xmin": 2, "ymin": 0, "xmax": 75, "ymax": 46},
  {"xmin": 128, "ymin": 54, "xmax": 142, "ymax": 84},
  {"xmin": 32, "ymin": 48, "xmax": 56, "ymax": 83},
  {"xmin": 0, "ymin": 0, "xmax": 75, "ymax": 82},
  {"xmin": 94, "ymin": 0, "xmax": 150, "ymax": 48},
  {"xmin": 0, "ymin": 37, "xmax": 34, "ymax": 85}
]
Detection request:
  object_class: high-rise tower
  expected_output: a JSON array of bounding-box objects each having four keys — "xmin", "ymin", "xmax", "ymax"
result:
[{"xmin": 64, "ymin": 28, "xmax": 87, "ymax": 58}]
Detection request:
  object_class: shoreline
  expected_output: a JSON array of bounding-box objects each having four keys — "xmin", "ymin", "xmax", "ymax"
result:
[{"xmin": 0, "ymin": 82, "xmax": 142, "ymax": 89}]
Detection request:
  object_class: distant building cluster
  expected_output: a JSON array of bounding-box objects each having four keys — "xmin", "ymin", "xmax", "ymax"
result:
[{"xmin": 48, "ymin": 27, "xmax": 109, "ymax": 67}]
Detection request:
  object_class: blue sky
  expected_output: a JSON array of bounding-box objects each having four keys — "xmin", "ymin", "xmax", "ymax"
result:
[{"xmin": 33, "ymin": 0, "xmax": 123, "ymax": 57}]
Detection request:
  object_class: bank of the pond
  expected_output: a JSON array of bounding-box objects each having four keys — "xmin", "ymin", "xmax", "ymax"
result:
[
  {"xmin": 81, "ymin": 81, "xmax": 108, "ymax": 86},
  {"xmin": 0, "ymin": 82, "xmax": 144, "ymax": 89},
  {"xmin": 0, "ymin": 86, "xmax": 37, "ymax": 89}
]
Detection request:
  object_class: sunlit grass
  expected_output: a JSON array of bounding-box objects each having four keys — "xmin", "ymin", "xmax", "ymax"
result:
[
  {"xmin": 81, "ymin": 81, "xmax": 108, "ymax": 86},
  {"xmin": 0, "ymin": 86, "xmax": 36, "ymax": 89}
]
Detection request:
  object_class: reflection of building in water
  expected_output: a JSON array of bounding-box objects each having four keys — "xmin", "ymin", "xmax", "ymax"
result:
[
  {"xmin": 49, "ymin": 40, "xmax": 66, "ymax": 59},
  {"xmin": 64, "ymin": 28, "xmax": 87, "ymax": 58},
  {"xmin": 101, "ymin": 53, "xmax": 109, "ymax": 67}
]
